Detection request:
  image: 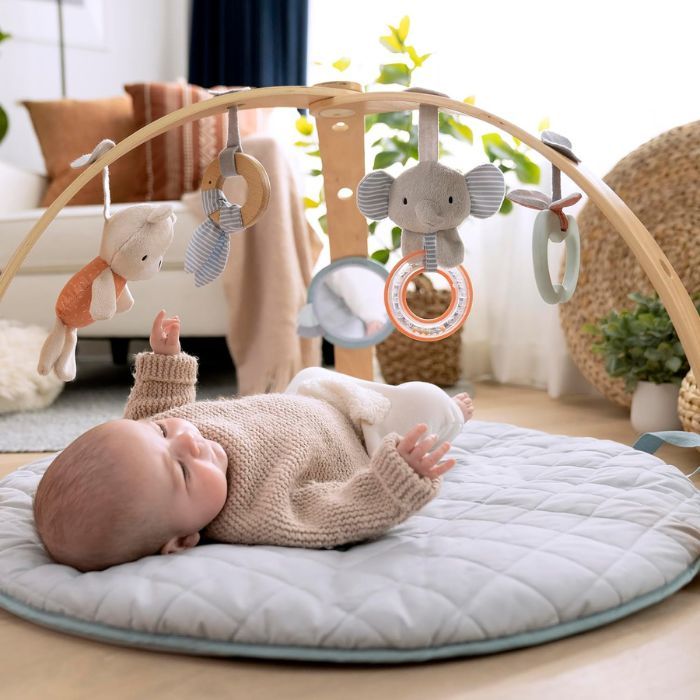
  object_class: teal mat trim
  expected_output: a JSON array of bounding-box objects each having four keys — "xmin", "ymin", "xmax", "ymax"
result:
[
  {"xmin": 1, "ymin": 557, "xmax": 698, "ymax": 664},
  {"xmin": 634, "ymin": 431, "xmax": 700, "ymax": 455}
]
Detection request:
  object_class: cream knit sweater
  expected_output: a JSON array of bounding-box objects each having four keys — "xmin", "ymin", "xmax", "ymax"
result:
[{"xmin": 123, "ymin": 352, "xmax": 440, "ymax": 549}]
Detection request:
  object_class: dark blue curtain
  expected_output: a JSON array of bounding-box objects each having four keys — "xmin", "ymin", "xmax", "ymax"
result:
[{"xmin": 188, "ymin": 0, "xmax": 309, "ymax": 88}]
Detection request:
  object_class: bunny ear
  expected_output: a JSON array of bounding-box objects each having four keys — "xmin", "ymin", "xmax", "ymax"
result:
[
  {"xmin": 551, "ymin": 192, "xmax": 583, "ymax": 210},
  {"xmin": 357, "ymin": 171, "xmax": 394, "ymax": 220},
  {"xmin": 465, "ymin": 163, "xmax": 506, "ymax": 218},
  {"xmin": 507, "ymin": 189, "xmax": 551, "ymax": 210},
  {"xmin": 70, "ymin": 139, "xmax": 116, "ymax": 220},
  {"xmin": 185, "ymin": 220, "xmax": 231, "ymax": 287},
  {"xmin": 147, "ymin": 204, "xmax": 175, "ymax": 223},
  {"xmin": 70, "ymin": 139, "xmax": 116, "ymax": 169}
]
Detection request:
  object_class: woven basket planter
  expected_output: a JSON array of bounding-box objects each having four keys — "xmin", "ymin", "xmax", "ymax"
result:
[
  {"xmin": 679, "ymin": 370, "xmax": 700, "ymax": 434},
  {"xmin": 376, "ymin": 275, "xmax": 462, "ymax": 387},
  {"xmin": 559, "ymin": 120, "xmax": 700, "ymax": 407}
]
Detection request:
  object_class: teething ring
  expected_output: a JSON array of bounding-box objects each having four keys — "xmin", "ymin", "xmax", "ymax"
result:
[
  {"xmin": 201, "ymin": 153, "xmax": 271, "ymax": 228},
  {"xmin": 384, "ymin": 251, "xmax": 473, "ymax": 342},
  {"xmin": 532, "ymin": 210, "xmax": 580, "ymax": 304}
]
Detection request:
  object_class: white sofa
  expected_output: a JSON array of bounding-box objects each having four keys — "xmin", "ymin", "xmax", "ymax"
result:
[{"xmin": 0, "ymin": 161, "xmax": 231, "ymax": 360}]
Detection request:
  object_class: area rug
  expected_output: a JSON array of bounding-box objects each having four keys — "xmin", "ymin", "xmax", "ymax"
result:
[{"xmin": 0, "ymin": 340, "xmax": 238, "ymax": 453}]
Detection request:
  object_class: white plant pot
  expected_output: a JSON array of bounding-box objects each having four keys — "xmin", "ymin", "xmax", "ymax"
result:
[{"xmin": 630, "ymin": 381, "xmax": 682, "ymax": 434}]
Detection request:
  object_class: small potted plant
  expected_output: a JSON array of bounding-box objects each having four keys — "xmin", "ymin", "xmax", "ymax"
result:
[{"xmin": 583, "ymin": 292, "xmax": 700, "ymax": 433}]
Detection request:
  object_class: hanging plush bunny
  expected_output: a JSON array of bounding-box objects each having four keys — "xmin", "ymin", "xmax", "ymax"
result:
[
  {"xmin": 37, "ymin": 140, "xmax": 176, "ymax": 381},
  {"xmin": 357, "ymin": 90, "xmax": 506, "ymax": 268}
]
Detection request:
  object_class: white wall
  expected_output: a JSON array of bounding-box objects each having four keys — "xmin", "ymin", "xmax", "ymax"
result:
[{"xmin": 0, "ymin": 0, "xmax": 191, "ymax": 173}]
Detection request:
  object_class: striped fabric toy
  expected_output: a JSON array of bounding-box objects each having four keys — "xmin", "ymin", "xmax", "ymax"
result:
[{"xmin": 185, "ymin": 188, "xmax": 244, "ymax": 287}]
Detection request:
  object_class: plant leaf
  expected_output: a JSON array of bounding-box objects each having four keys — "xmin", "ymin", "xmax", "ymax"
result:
[
  {"xmin": 318, "ymin": 213, "xmax": 328, "ymax": 235},
  {"xmin": 538, "ymin": 116, "xmax": 551, "ymax": 132},
  {"xmin": 440, "ymin": 115, "xmax": 473, "ymax": 144},
  {"xmin": 303, "ymin": 197, "xmax": 320, "ymax": 209},
  {"xmin": 295, "ymin": 115, "xmax": 314, "ymax": 136},
  {"xmin": 374, "ymin": 111, "xmax": 413, "ymax": 132},
  {"xmin": 397, "ymin": 16, "xmax": 410, "ymax": 42},
  {"xmin": 376, "ymin": 63, "xmax": 411, "ymax": 86},
  {"xmin": 380, "ymin": 34, "xmax": 403, "ymax": 53},
  {"xmin": 391, "ymin": 226, "xmax": 403, "ymax": 249},
  {"xmin": 0, "ymin": 105, "xmax": 7, "ymax": 144},
  {"xmin": 373, "ymin": 150, "xmax": 403, "ymax": 169},
  {"xmin": 332, "ymin": 57, "xmax": 351, "ymax": 72},
  {"xmin": 499, "ymin": 197, "xmax": 513, "ymax": 214},
  {"xmin": 371, "ymin": 248, "xmax": 390, "ymax": 264}
]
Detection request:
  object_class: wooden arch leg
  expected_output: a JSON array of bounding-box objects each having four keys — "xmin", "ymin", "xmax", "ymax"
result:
[{"xmin": 312, "ymin": 91, "xmax": 373, "ymax": 380}]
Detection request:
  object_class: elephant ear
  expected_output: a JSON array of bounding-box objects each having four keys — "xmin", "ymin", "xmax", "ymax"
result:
[
  {"xmin": 465, "ymin": 163, "xmax": 506, "ymax": 218},
  {"xmin": 357, "ymin": 171, "xmax": 394, "ymax": 220}
]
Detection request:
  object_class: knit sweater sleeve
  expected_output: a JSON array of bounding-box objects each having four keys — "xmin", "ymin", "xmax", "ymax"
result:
[
  {"xmin": 252, "ymin": 433, "xmax": 440, "ymax": 549},
  {"xmin": 123, "ymin": 351, "xmax": 198, "ymax": 420}
]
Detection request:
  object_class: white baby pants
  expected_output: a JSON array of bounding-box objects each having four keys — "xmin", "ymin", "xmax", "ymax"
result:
[{"xmin": 285, "ymin": 367, "xmax": 464, "ymax": 456}]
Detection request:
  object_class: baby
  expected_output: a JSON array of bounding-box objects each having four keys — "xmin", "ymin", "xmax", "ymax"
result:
[{"xmin": 34, "ymin": 310, "xmax": 474, "ymax": 572}]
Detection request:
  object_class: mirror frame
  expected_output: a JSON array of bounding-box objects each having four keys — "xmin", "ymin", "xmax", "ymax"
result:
[{"xmin": 307, "ymin": 256, "xmax": 394, "ymax": 348}]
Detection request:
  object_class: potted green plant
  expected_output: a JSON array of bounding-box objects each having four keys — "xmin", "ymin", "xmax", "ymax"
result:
[{"xmin": 583, "ymin": 292, "xmax": 700, "ymax": 433}]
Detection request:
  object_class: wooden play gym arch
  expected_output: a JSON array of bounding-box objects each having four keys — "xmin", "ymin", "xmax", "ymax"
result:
[{"xmin": 0, "ymin": 82, "xmax": 698, "ymax": 382}]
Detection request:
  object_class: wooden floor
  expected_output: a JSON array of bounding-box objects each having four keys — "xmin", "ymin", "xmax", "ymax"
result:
[{"xmin": 2, "ymin": 382, "xmax": 698, "ymax": 700}]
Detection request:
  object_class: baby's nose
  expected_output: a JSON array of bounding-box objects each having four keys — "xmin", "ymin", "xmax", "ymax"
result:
[{"xmin": 177, "ymin": 431, "xmax": 200, "ymax": 456}]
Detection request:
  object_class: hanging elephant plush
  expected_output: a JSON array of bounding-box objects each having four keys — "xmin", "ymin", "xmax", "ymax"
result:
[{"xmin": 357, "ymin": 94, "xmax": 506, "ymax": 268}]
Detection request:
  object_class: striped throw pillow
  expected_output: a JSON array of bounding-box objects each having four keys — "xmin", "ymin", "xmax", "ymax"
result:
[{"xmin": 124, "ymin": 82, "xmax": 259, "ymax": 202}]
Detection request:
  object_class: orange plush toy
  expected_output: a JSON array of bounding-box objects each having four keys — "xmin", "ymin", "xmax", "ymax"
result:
[{"xmin": 37, "ymin": 140, "xmax": 176, "ymax": 381}]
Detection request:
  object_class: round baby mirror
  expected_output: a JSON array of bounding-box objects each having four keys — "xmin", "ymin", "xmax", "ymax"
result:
[{"xmin": 297, "ymin": 257, "xmax": 393, "ymax": 348}]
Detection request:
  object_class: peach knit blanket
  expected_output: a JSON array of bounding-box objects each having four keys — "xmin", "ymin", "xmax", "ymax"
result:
[{"xmin": 182, "ymin": 134, "xmax": 323, "ymax": 394}]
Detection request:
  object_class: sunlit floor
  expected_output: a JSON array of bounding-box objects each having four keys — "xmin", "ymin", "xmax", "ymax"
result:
[{"xmin": 1, "ymin": 381, "xmax": 698, "ymax": 700}]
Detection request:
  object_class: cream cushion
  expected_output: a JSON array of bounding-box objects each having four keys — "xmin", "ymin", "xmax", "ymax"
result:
[{"xmin": 0, "ymin": 198, "xmax": 229, "ymax": 337}]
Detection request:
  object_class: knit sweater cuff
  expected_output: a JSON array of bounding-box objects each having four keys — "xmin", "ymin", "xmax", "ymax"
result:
[
  {"xmin": 370, "ymin": 433, "xmax": 440, "ymax": 513},
  {"xmin": 134, "ymin": 351, "xmax": 198, "ymax": 384}
]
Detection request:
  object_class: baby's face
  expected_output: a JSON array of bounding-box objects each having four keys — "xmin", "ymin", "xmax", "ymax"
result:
[{"xmin": 106, "ymin": 417, "xmax": 229, "ymax": 542}]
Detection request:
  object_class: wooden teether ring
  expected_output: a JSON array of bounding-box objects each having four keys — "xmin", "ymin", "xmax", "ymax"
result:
[
  {"xmin": 384, "ymin": 251, "xmax": 473, "ymax": 342},
  {"xmin": 200, "ymin": 152, "xmax": 271, "ymax": 228},
  {"xmin": 532, "ymin": 209, "xmax": 580, "ymax": 304}
]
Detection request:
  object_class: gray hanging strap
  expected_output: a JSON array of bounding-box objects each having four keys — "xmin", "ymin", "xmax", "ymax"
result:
[
  {"xmin": 541, "ymin": 131, "xmax": 580, "ymax": 203},
  {"xmin": 208, "ymin": 88, "xmax": 251, "ymax": 178},
  {"xmin": 219, "ymin": 105, "xmax": 241, "ymax": 178},
  {"xmin": 405, "ymin": 87, "xmax": 447, "ymax": 163},
  {"xmin": 418, "ymin": 104, "xmax": 438, "ymax": 162}
]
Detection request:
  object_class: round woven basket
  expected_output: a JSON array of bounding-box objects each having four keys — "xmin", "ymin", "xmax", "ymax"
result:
[
  {"xmin": 679, "ymin": 370, "xmax": 700, "ymax": 434},
  {"xmin": 376, "ymin": 274, "xmax": 462, "ymax": 386},
  {"xmin": 560, "ymin": 120, "xmax": 700, "ymax": 407}
]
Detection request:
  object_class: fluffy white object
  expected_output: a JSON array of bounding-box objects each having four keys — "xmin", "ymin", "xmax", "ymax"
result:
[{"xmin": 0, "ymin": 320, "xmax": 63, "ymax": 414}]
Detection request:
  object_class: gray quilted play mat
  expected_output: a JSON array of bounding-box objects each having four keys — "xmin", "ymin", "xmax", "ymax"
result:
[{"xmin": 1, "ymin": 420, "xmax": 699, "ymax": 664}]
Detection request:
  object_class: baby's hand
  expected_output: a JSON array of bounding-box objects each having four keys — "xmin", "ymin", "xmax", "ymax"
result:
[
  {"xmin": 397, "ymin": 424, "xmax": 456, "ymax": 478},
  {"xmin": 150, "ymin": 309, "xmax": 181, "ymax": 355}
]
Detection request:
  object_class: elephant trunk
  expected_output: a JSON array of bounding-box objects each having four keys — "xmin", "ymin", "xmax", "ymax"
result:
[{"xmin": 414, "ymin": 199, "xmax": 446, "ymax": 230}]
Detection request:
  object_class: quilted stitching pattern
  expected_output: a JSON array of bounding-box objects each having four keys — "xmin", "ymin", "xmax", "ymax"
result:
[{"xmin": 0, "ymin": 421, "xmax": 698, "ymax": 651}]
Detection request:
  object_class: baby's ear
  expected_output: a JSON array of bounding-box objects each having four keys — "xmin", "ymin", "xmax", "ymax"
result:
[{"xmin": 160, "ymin": 532, "xmax": 200, "ymax": 555}]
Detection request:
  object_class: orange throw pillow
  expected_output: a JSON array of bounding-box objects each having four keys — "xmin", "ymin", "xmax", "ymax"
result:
[
  {"xmin": 125, "ymin": 82, "xmax": 261, "ymax": 202},
  {"xmin": 24, "ymin": 95, "xmax": 142, "ymax": 207}
]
